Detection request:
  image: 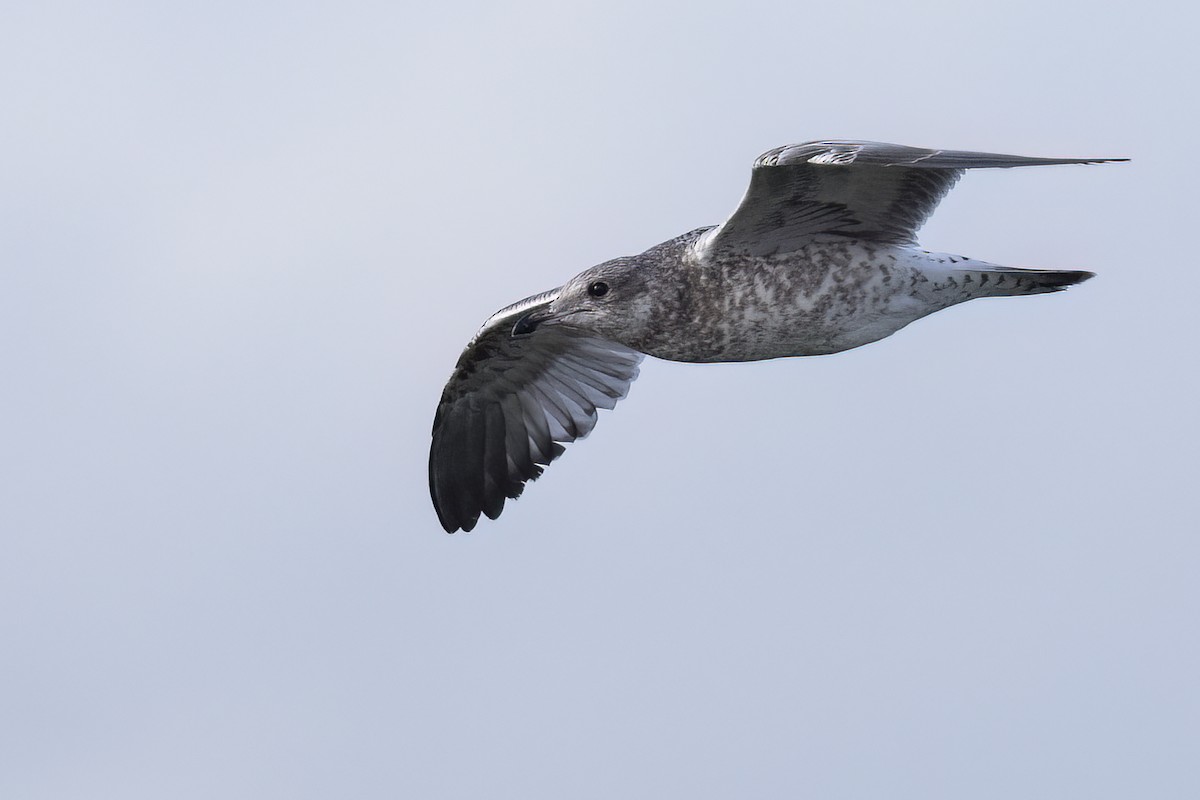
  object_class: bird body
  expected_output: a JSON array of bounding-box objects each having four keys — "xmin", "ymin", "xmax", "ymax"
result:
[
  {"xmin": 429, "ymin": 140, "xmax": 1125, "ymax": 532},
  {"xmin": 592, "ymin": 228, "xmax": 1090, "ymax": 362}
]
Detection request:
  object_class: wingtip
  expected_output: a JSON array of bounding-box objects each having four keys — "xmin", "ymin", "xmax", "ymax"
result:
[
  {"xmin": 435, "ymin": 504, "xmax": 465, "ymax": 534},
  {"xmin": 436, "ymin": 509, "xmax": 478, "ymax": 534}
]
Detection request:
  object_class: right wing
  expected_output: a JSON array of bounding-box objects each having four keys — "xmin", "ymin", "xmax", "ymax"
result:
[{"xmin": 429, "ymin": 290, "xmax": 644, "ymax": 533}]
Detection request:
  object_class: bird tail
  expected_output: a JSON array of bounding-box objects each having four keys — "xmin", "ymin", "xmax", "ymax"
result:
[{"xmin": 974, "ymin": 267, "xmax": 1096, "ymax": 296}]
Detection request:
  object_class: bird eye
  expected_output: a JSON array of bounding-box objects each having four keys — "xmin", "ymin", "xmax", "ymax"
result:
[{"xmin": 588, "ymin": 281, "xmax": 610, "ymax": 298}]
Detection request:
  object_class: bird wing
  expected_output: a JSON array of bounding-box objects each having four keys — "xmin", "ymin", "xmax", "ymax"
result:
[
  {"xmin": 429, "ymin": 290, "xmax": 643, "ymax": 533},
  {"xmin": 698, "ymin": 140, "xmax": 1126, "ymax": 256}
]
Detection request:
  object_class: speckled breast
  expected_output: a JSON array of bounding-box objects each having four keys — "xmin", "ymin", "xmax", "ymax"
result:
[{"xmin": 638, "ymin": 239, "xmax": 940, "ymax": 363}]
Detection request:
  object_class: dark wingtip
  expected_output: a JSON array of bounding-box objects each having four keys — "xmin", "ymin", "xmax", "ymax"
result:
[
  {"xmin": 435, "ymin": 506, "xmax": 478, "ymax": 534},
  {"xmin": 432, "ymin": 490, "xmax": 466, "ymax": 534},
  {"xmin": 430, "ymin": 433, "xmax": 470, "ymax": 534},
  {"xmin": 434, "ymin": 504, "xmax": 462, "ymax": 534}
]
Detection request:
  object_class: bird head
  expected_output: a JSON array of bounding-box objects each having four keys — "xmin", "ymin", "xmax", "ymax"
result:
[{"xmin": 513, "ymin": 258, "xmax": 656, "ymax": 347}]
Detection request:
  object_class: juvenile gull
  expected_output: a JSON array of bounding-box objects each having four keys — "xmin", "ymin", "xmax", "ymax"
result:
[{"xmin": 429, "ymin": 140, "xmax": 1125, "ymax": 532}]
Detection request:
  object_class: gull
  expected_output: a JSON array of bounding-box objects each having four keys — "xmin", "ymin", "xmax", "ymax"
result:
[{"xmin": 429, "ymin": 140, "xmax": 1125, "ymax": 532}]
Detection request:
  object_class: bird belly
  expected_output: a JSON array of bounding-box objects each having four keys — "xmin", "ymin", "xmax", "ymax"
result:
[{"xmin": 645, "ymin": 241, "xmax": 969, "ymax": 363}]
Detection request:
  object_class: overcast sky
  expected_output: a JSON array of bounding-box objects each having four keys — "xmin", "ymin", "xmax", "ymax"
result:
[{"xmin": 2, "ymin": 1, "xmax": 1197, "ymax": 798}]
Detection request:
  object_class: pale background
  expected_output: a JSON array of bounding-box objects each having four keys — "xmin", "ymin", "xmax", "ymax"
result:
[{"xmin": 2, "ymin": 1, "xmax": 1197, "ymax": 798}]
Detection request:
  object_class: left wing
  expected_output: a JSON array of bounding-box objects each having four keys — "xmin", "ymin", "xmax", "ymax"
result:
[{"xmin": 699, "ymin": 140, "xmax": 1127, "ymax": 257}]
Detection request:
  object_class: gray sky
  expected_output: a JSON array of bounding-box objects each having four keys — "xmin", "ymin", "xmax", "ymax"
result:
[{"xmin": 2, "ymin": 1, "xmax": 1197, "ymax": 798}]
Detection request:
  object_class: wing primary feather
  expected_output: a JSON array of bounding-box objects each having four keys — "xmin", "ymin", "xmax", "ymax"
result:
[
  {"xmin": 429, "ymin": 411, "xmax": 460, "ymax": 533},
  {"xmin": 432, "ymin": 403, "xmax": 474, "ymax": 533},
  {"xmin": 481, "ymin": 402, "xmax": 509, "ymax": 520},
  {"xmin": 501, "ymin": 394, "xmax": 536, "ymax": 486},
  {"xmin": 456, "ymin": 404, "xmax": 486, "ymax": 532}
]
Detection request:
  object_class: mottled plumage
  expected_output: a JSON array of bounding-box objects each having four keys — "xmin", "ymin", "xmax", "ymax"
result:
[{"xmin": 430, "ymin": 140, "xmax": 1126, "ymax": 532}]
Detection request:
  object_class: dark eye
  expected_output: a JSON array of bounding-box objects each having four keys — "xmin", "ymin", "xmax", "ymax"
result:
[{"xmin": 587, "ymin": 281, "xmax": 609, "ymax": 298}]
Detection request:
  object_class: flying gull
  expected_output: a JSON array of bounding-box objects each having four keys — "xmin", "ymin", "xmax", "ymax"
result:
[{"xmin": 429, "ymin": 140, "xmax": 1125, "ymax": 532}]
